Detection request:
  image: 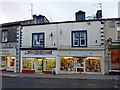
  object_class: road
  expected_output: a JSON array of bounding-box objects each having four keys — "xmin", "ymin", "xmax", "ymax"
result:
[{"xmin": 2, "ymin": 76, "xmax": 119, "ymax": 88}]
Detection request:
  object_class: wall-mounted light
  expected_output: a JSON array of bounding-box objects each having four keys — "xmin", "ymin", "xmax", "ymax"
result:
[
  {"xmin": 87, "ymin": 22, "xmax": 91, "ymax": 25},
  {"xmin": 49, "ymin": 33, "xmax": 53, "ymax": 37}
]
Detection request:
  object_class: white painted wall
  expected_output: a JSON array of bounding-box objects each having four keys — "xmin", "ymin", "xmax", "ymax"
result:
[
  {"xmin": 22, "ymin": 21, "xmax": 102, "ymax": 49},
  {"xmin": 22, "ymin": 24, "xmax": 57, "ymax": 48},
  {"xmin": 57, "ymin": 21, "xmax": 102, "ymax": 49}
]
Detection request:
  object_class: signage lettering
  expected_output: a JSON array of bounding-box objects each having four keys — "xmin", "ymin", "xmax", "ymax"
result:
[{"xmin": 24, "ymin": 51, "xmax": 52, "ymax": 55}]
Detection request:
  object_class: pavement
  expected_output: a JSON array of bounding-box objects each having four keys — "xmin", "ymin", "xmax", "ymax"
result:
[{"xmin": 1, "ymin": 71, "xmax": 120, "ymax": 80}]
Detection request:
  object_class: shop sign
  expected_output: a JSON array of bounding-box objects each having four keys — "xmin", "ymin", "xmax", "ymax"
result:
[
  {"xmin": 24, "ymin": 51, "xmax": 52, "ymax": 55},
  {"xmin": 0, "ymin": 50, "xmax": 11, "ymax": 56},
  {"xmin": 68, "ymin": 51, "xmax": 93, "ymax": 56}
]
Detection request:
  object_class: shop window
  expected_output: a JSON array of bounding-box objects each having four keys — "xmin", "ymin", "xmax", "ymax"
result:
[
  {"xmin": 72, "ymin": 31, "xmax": 87, "ymax": 47},
  {"xmin": 7, "ymin": 57, "xmax": 15, "ymax": 69},
  {"xmin": 22, "ymin": 58, "xmax": 35, "ymax": 70},
  {"xmin": 44, "ymin": 58, "xmax": 56, "ymax": 71},
  {"xmin": 109, "ymin": 22, "xmax": 116, "ymax": 27},
  {"xmin": 0, "ymin": 56, "xmax": 7, "ymax": 69},
  {"xmin": 85, "ymin": 57, "xmax": 101, "ymax": 72},
  {"xmin": 32, "ymin": 33, "xmax": 44, "ymax": 47},
  {"xmin": 111, "ymin": 49, "xmax": 120, "ymax": 70},
  {"xmin": 60, "ymin": 57, "xmax": 74, "ymax": 71},
  {"xmin": 2, "ymin": 30, "xmax": 8, "ymax": 42}
]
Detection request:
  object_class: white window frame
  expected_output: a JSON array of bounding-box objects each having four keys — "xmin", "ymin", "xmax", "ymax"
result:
[
  {"xmin": 32, "ymin": 33, "xmax": 44, "ymax": 47},
  {"xmin": 2, "ymin": 30, "xmax": 8, "ymax": 42},
  {"xmin": 72, "ymin": 31, "xmax": 87, "ymax": 47}
]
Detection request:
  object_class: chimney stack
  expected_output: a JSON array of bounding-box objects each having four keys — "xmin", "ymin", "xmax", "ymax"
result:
[{"xmin": 96, "ymin": 10, "xmax": 102, "ymax": 19}]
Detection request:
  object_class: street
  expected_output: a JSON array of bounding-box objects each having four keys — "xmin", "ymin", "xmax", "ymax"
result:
[{"xmin": 2, "ymin": 76, "xmax": 119, "ymax": 88}]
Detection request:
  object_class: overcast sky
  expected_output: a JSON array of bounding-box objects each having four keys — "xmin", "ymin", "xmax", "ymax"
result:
[{"xmin": 0, "ymin": 0, "xmax": 120, "ymax": 24}]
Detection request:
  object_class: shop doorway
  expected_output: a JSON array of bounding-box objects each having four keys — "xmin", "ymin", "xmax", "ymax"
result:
[{"xmin": 35, "ymin": 58, "xmax": 44, "ymax": 72}]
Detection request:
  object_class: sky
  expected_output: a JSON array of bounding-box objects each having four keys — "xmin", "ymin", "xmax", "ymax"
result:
[{"xmin": 0, "ymin": 0, "xmax": 120, "ymax": 24}]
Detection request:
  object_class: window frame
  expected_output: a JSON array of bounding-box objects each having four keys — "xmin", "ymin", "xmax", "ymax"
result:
[
  {"xmin": 109, "ymin": 22, "xmax": 116, "ymax": 27},
  {"xmin": 1, "ymin": 30, "xmax": 8, "ymax": 43},
  {"xmin": 32, "ymin": 33, "xmax": 45, "ymax": 48},
  {"xmin": 72, "ymin": 30, "xmax": 87, "ymax": 47}
]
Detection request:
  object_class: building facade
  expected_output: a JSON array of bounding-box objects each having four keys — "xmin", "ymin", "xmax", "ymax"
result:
[
  {"xmin": 19, "ymin": 20, "xmax": 105, "ymax": 75},
  {"xmin": 19, "ymin": 17, "xmax": 120, "ymax": 75}
]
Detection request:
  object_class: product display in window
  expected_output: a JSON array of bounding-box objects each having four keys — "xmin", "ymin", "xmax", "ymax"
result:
[
  {"xmin": 0, "ymin": 56, "xmax": 7, "ymax": 69},
  {"xmin": 45, "ymin": 58, "xmax": 56, "ymax": 71},
  {"xmin": 22, "ymin": 58, "xmax": 56, "ymax": 72},
  {"xmin": 7, "ymin": 57, "xmax": 15, "ymax": 69},
  {"xmin": 85, "ymin": 58, "xmax": 101, "ymax": 72},
  {"xmin": 60, "ymin": 57, "xmax": 74, "ymax": 71},
  {"xmin": 22, "ymin": 58, "xmax": 35, "ymax": 70}
]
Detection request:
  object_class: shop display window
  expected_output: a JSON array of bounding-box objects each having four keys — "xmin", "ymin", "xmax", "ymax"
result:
[
  {"xmin": 7, "ymin": 57, "xmax": 15, "ymax": 69},
  {"xmin": 22, "ymin": 57, "xmax": 56, "ymax": 72},
  {"xmin": 111, "ymin": 49, "xmax": 120, "ymax": 70},
  {"xmin": 60, "ymin": 57, "xmax": 74, "ymax": 71},
  {"xmin": 0, "ymin": 56, "xmax": 7, "ymax": 69},
  {"xmin": 22, "ymin": 58, "xmax": 35, "ymax": 70},
  {"xmin": 85, "ymin": 57, "xmax": 101, "ymax": 72},
  {"xmin": 45, "ymin": 58, "xmax": 56, "ymax": 71}
]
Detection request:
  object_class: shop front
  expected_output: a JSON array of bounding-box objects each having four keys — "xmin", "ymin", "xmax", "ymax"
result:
[
  {"xmin": 59, "ymin": 51, "xmax": 104, "ymax": 74},
  {"xmin": 0, "ymin": 49, "xmax": 16, "ymax": 71},
  {"xmin": 21, "ymin": 50, "xmax": 58, "ymax": 74},
  {"xmin": 60, "ymin": 57, "xmax": 101, "ymax": 73}
]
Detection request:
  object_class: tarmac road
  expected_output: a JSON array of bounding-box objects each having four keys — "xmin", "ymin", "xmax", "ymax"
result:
[{"xmin": 2, "ymin": 76, "xmax": 119, "ymax": 88}]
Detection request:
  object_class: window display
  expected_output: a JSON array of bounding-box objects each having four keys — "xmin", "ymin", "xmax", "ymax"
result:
[
  {"xmin": 22, "ymin": 58, "xmax": 35, "ymax": 70},
  {"xmin": 60, "ymin": 57, "xmax": 74, "ymax": 71},
  {"xmin": 44, "ymin": 58, "xmax": 56, "ymax": 71},
  {"xmin": 111, "ymin": 49, "xmax": 120, "ymax": 70},
  {"xmin": 0, "ymin": 56, "xmax": 7, "ymax": 69},
  {"xmin": 22, "ymin": 57, "xmax": 56, "ymax": 72},
  {"xmin": 85, "ymin": 57, "xmax": 101, "ymax": 72},
  {"xmin": 7, "ymin": 57, "xmax": 15, "ymax": 69}
]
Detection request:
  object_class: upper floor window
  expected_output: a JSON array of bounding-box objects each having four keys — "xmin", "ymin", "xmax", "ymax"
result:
[
  {"xmin": 109, "ymin": 22, "xmax": 116, "ymax": 27},
  {"xmin": 72, "ymin": 31, "xmax": 87, "ymax": 47},
  {"xmin": 2, "ymin": 30, "xmax": 8, "ymax": 42},
  {"xmin": 32, "ymin": 33, "xmax": 44, "ymax": 47}
]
